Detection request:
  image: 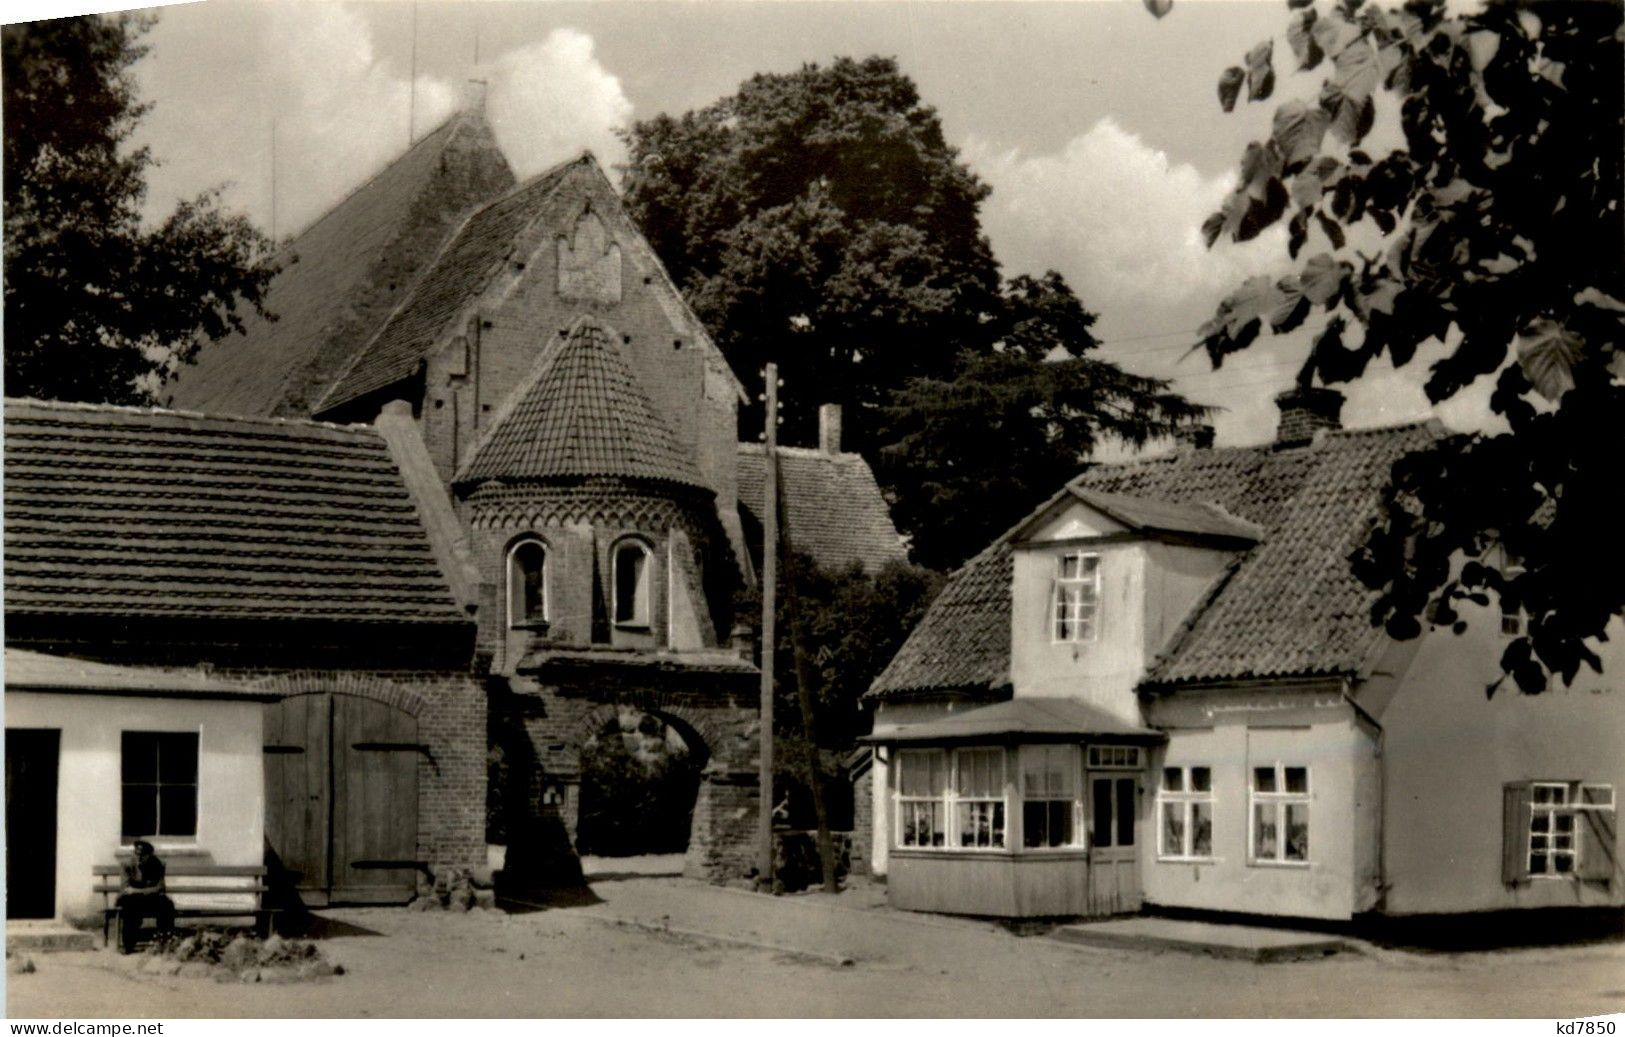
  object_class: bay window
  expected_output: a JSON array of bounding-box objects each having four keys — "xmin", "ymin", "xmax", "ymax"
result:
[
  {"xmin": 954, "ymin": 748, "xmax": 1006, "ymax": 849},
  {"xmin": 1021, "ymin": 745, "xmax": 1081, "ymax": 848},
  {"xmin": 1159, "ymin": 765, "xmax": 1214, "ymax": 861},
  {"xmin": 897, "ymin": 750, "xmax": 946, "ymax": 847}
]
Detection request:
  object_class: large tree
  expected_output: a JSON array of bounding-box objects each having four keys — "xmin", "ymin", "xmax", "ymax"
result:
[
  {"xmin": 3, "ymin": 13, "xmax": 275, "ymax": 404},
  {"xmin": 623, "ymin": 56, "xmax": 1207, "ymax": 568},
  {"xmin": 1181, "ymin": 0, "xmax": 1623, "ymax": 692}
]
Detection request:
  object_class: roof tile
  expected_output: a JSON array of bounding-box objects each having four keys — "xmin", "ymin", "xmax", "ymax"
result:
[
  {"xmin": 868, "ymin": 422, "xmax": 1440, "ymax": 699},
  {"xmin": 4, "ymin": 399, "xmax": 467, "ymax": 625},
  {"xmin": 736, "ymin": 444, "xmax": 907, "ymax": 574},
  {"xmin": 455, "ymin": 317, "xmax": 705, "ymax": 488}
]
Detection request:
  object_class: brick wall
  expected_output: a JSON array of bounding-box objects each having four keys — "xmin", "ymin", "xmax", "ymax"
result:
[
  {"xmin": 490, "ymin": 674, "xmax": 762, "ymax": 885},
  {"xmin": 850, "ymin": 760, "xmax": 874, "ymax": 875}
]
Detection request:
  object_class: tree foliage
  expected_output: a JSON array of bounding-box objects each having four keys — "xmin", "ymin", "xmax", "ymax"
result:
[
  {"xmin": 623, "ymin": 56, "xmax": 1208, "ymax": 568},
  {"xmin": 1193, "ymin": 0, "xmax": 1624, "ymax": 692},
  {"xmin": 3, "ymin": 13, "xmax": 275, "ymax": 404},
  {"xmin": 881, "ymin": 275, "xmax": 1208, "ymax": 569}
]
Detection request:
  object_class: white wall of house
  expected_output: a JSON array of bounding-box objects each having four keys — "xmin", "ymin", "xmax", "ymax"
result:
[
  {"xmin": 1143, "ymin": 687, "xmax": 1376, "ymax": 921},
  {"xmin": 5, "ymin": 691, "xmax": 266, "ymax": 920},
  {"xmin": 1009, "ymin": 502, "xmax": 1235, "ymax": 727},
  {"xmin": 1370, "ymin": 607, "xmax": 1625, "ymax": 916},
  {"xmin": 869, "ymin": 752, "xmax": 890, "ymax": 876}
]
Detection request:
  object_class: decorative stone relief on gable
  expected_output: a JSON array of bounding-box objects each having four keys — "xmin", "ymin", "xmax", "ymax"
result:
[{"xmin": 557, "ymin": 206, "xmax": 622, "ymax": 306}]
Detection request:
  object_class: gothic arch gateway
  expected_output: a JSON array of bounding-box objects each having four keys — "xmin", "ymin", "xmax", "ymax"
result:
[{"xmin": 492, "ymin": 661, "xmax": 761, "ymax": 885}]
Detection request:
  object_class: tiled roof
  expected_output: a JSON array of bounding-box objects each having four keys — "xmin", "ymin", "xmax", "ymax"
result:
[
  {"xmin": 736, "ymin": 444, "xmax": 908, "ymax": 574},
  {"xmin": 4, "ymin": 399, "xmax": 467, "ymax": 625},
  {"xmin": 1063, "ymin": 490, "xmax": 1263, "ymax": 544},
  {"xmin": 166, "ymin": 110, "xmax": 514, "ymax": 418},
  {"xmin": 868, "ymin": 422, "xmax": 1441, "ymax": 699},
  {"xmin": 455, "ymin": 317, "xmax": 705, "ymax": 488},
  {"xmin": 867, "ymin": 537, "xmax": 1015, "ymax": 701},
  {"xmin": 316, "ymin": 155, "xmax": 583, "ymax": 414}
]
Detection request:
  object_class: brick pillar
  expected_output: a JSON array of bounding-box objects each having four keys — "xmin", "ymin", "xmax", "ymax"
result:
[{"xmin": 683, "ymin": 766, "xmax": 761, "ymax": 883}]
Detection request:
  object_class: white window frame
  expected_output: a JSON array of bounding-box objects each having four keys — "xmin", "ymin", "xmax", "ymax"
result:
[
  {"xmin": 612, "ymin": 538, "xmax": 654, "ymax": 628},
  {"xmin": 895, "ymin": 749, "xmax": 947, "ymax": 849},
  {"xmin": 1087, "ymin": 745, "xmax": 1141, "ymax": 770},
  {"xmin": 1158, "ymin": 765, "xmax": 1215, "ymax": 862},
  {"xmin": 506, "ymin": 537, "xmax": 550, "ymax": 630},
  {"xmin": 1020, "ymin": 744, "xmax": 1084, "ymax": 850},
  {"xmin": 1051, "ymin": 551, "xmax": 1101, "ymax": 643},
  {"xmin": 893, "ymin": 748, "xmax": 1010, "ymax": 851},
  {"xmin": 1526, "ymin": 781, "xmax": 1615, "ymax": 879},
  {"xmin": 1248, "ymin": 763, "xmax": 1312, "ymax": 867},
  {"xmin": 952, "ymin": 748, "xmax": 1008, "ymax": 851}
]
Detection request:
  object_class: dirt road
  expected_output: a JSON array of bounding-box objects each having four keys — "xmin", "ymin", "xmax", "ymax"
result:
[{"xmin": 9, "ymin": 872, "xmax": 1624, "ymax": 1018}]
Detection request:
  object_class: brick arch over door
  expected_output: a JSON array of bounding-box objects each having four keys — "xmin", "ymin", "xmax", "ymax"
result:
[
  {"xmin": 497, "ymin": 679, "xmax": 761, "ymax": 884},
  {"xmin": 263, "ymin": 684, "xmax": 423, "ymax": 905}
]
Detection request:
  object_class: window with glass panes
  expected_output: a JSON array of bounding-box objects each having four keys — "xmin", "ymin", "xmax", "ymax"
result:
[
  {"xmin": 1052, "ymin": 552, "xmax": 1100, "ymax": 642},
  {"xmin": 121, "ymin": 731, "xmax": 198, "ymax": 839},
  {"xmin": 897, "ymin": 750, "xmax": 946, "ymax": 847},
  {"xmin": 1021, "ymin": 745, "xmax": 1080, "ymax": 848},
  {"xmin": 1159, "ymin": 766, "xmax": 1214, "ymax": 860},
  {"xmin": 1250, "ymin": 764, "xmax": 1310, "ymax": 864},
  {"xmin": 954, "ymin": 748, "xmax": 1006, "ymax": 848}
]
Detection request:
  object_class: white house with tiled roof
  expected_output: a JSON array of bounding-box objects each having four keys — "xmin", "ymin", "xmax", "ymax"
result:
[{"xmin": 864, "ymin": 388, "xmax": 1623, "ymax": 923}]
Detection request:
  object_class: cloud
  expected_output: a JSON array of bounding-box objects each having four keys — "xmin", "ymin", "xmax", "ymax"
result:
[
  {"xmin": 134, "ymin": 9, "xmax": 631, "ymax": 240},
  {"xmin": 484, "ymin": 29, "xmax": 633, "ymax": 181},
  {"xmin": 965, "ymin": 117, "xmax": 1285, "ymax": 337},
  {"xmin": 966, "ymin": 118, "xmax": 1502, "ymax": 448}
]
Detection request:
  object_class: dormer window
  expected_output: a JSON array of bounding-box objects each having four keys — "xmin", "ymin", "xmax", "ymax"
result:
[
  {"xmin": 507, "ymin": 538, "xmax": 549, "ymax": 629},
  {"xmin": 613, "ymin": 539, "xmax": 652, "ymax": 628},
  {"xmin": 1052, "ymin": 551, "xmax": 1100, "ymax": 643}
]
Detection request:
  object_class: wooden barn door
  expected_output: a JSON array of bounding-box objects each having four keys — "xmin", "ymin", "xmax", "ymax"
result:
[
  {"xmin": 265, "ymin": 695, "xmax": 333, "ymax": 906},
  {"xmin": 264, "ymin": 694, "xmax": 420, "ymax": 905},
  {"xmin": 330, "ymin": 694, "xmax": 420, "ymax": 903}
]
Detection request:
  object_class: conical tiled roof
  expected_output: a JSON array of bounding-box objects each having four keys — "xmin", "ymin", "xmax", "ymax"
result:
[{"xmin": 456, "ymin": 317, "xmax": 705, "ymax": 489}]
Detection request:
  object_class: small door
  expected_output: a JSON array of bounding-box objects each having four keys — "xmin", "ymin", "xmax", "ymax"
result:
[
  {"xmin": 6, "ymin": 729, "xmax": 61, "ymax": 919},
  {"xmin": 1086, "ymin": 772, "xmax": 1141, "ymax": 915}
]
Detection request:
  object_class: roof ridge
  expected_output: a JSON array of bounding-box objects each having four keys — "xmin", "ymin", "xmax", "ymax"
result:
[
  {"xmin": 5, "ymin": 397, "xmax": 378, "ymax": 437},
  {"xmin": 735, "ymin": 442, "xmax": 865, "ymax": 462},
  {"xmin": 314, "ymin": 154, "xmax": 584, "ymax": 416},
  {"xmin": 275, "ymin": 112, "xmax": 470, "ymax": 249}
]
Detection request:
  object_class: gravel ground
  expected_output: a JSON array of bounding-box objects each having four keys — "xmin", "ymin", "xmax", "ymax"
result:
[{"xmin": 8, "ymin": 868, "xmax": 1625, "ymax": 1019}]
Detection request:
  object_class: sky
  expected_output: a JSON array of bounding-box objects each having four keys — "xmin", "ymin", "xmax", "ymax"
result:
[{"xmin": 39, "ymin": 0, "xmax": 1501, "ymax": 446}]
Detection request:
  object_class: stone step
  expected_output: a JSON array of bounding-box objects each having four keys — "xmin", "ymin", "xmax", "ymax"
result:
[
  {"xmin": 7, "ymin": 923, "xmax": 96, "ymax": 953},
  {"xmin": 1051, "ymin": 916, "xmax": 1351, "ymax": 963}
]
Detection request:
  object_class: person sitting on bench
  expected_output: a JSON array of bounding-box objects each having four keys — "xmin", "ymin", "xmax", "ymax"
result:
[{"xmin": 117, "ymin": 840, "xmax": 174, "ymax": 953}]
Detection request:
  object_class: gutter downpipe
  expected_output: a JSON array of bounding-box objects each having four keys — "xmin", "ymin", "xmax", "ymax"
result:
[{"xmin": 1343, "ymin": 677, "xmax": 1387, "ymax": 916}]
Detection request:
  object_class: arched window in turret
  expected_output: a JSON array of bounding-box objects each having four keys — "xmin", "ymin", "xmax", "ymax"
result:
[
  {"xmin": 507, "ymin": 538, "xmax": 549, "ymax": 629},
  {"xmin": 613, "ymin": 538, "xmax": 653, "ymax": 628}
]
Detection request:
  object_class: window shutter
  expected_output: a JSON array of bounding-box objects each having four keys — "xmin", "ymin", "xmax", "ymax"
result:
[
  {"xmin": 1579, "ymin": 806, "xmax": 1618, "ymax": 883},
  {"xmin": 1503, "ymin": 783, "xmax": 1532, "ymax": 885}
]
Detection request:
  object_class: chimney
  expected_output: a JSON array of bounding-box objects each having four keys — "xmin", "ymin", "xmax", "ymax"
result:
[
  {"xmin": 1274, "ymin": 386, "xmax": 1344, "ymax": 447},
  {"xmin": 818, "ymin": 403, "xmax": 843, "ymax": 455},
  {"xmin": 1174, "ymin": 422, "xmax": 1216, "ymax": 450},
  {"xmin": 462, "ymin": 79, "xmax": 489, "ymax": 114}
]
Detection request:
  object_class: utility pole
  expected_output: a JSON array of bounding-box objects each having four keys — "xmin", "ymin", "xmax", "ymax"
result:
[
  {"xmin": 757, "ymin": 363, "xmax": 779, "ymax": 890},
  {"xmin": 407, "ymin": 0, "xmax": 419, "ymax": 146}
]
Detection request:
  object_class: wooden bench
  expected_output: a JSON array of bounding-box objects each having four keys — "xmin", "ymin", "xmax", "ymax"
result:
[{"xmin": 93, "ymin": 863, "xmax": 276, "ymax": 949}]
